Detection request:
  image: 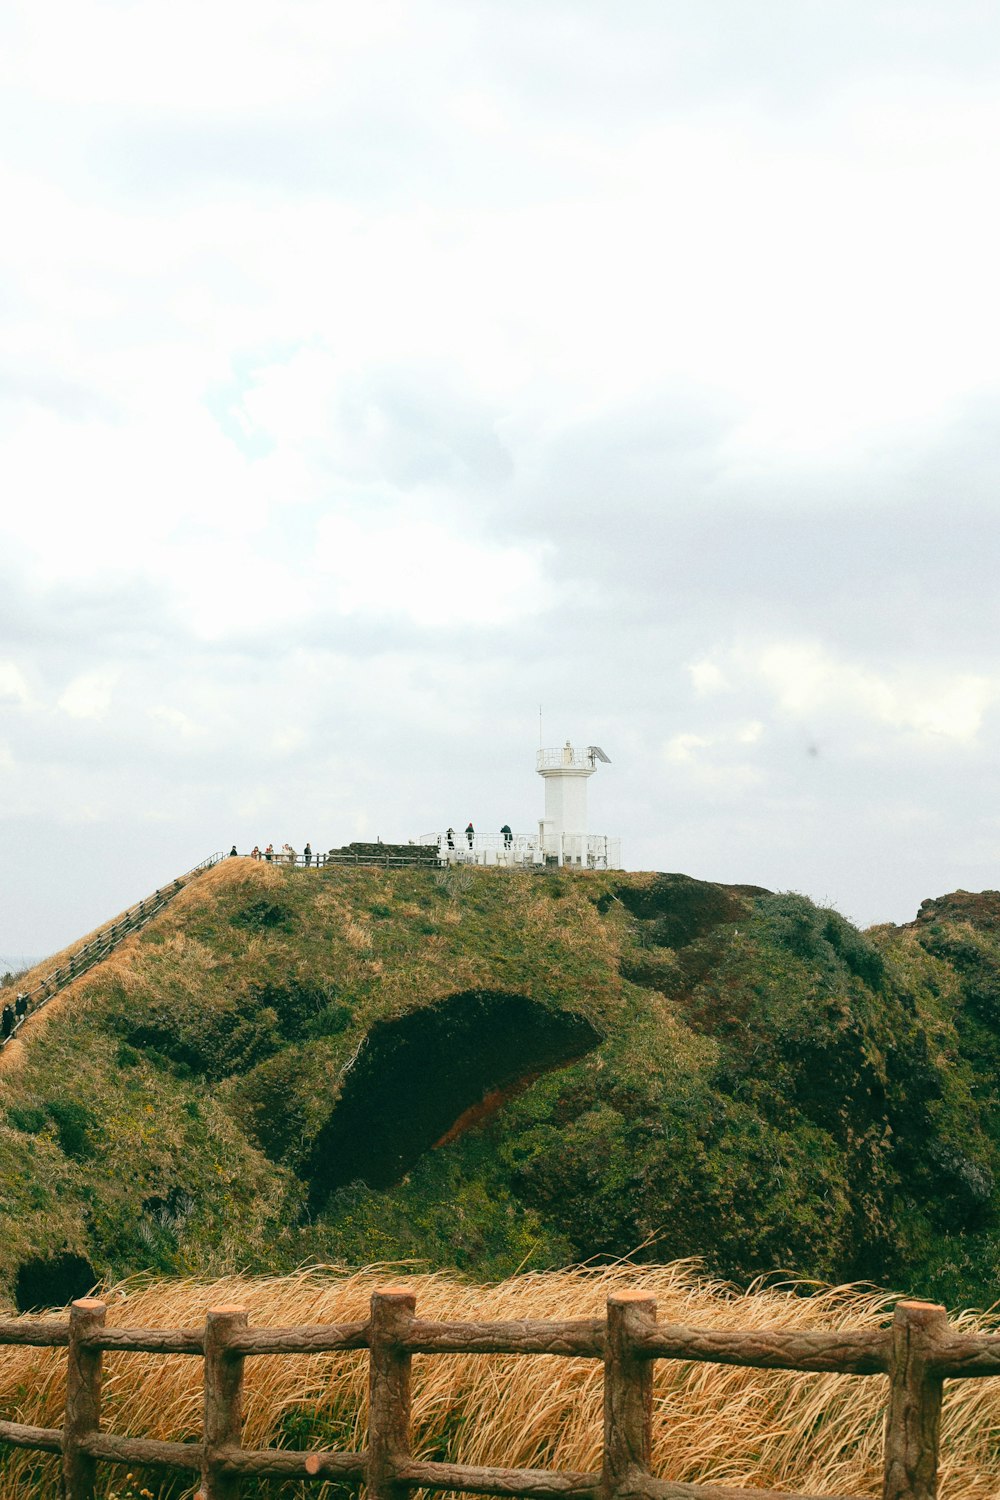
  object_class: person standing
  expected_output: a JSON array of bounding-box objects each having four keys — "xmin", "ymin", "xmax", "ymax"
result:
[
  {"xmin": 446, "ymin": 827, "xmax": 455, "ymax": 850},
  {"xmin": 465, "ymin": 822, "xmax": 474, "ymax": 849},
  {"xmin": 501, "ymin": 824, "xmax": 512, "ymax": 849},
  {"xmin": 229, "ymin": 844, "xmax": 238, "ymax": 857},
  {"xmin": 304, "ymin": 843, "xmax": 312, "ymax": 866}
]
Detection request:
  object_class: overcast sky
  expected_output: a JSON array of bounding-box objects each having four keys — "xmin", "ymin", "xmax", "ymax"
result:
[{"xmin": 3, "ymin": 0, "xmax": 1000, "ymax": 955}]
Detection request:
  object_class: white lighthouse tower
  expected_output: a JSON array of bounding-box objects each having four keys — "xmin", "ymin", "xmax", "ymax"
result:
[
  {"xmin": 421, "ymin": 740, "xmax": 622, "ymax": 868},
  {"xmin": 536, "ymin": 742, "xmax": 619, "ymax": 867}
]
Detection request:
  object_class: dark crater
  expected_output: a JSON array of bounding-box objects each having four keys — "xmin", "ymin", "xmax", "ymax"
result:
[
  {"xmin": 306, "ymin": 991, "xmax": 601, "ymax": 1203},
  {"xmin": 15, "ymin": 1252, "xmax": 97, "ymax": 1312},
  {"xmin": 603, "ymin": 873, "xmax": 768, "ymax": 950}
]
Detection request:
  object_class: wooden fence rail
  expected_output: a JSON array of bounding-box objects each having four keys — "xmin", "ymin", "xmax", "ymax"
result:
[{"xmin": 0, "ymin": 1290, "xmax": 995, "ymax": 1500}]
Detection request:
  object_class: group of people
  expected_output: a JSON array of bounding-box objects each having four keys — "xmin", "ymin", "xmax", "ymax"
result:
[
  {"xmin": 444, "ymin": 824, "xmax": 514, "ymax": 850},
  {"xmin": 231, "ymin": 843, "xmax": 323, "ymax": 866},
  {"xmin": 1, "ymin": 992, "xmax": 30, "ymax": 1041}
]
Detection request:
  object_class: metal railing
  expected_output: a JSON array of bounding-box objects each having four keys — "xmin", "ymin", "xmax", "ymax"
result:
[
  {"xmin": 253, "ymin": 851, "xmax": 440, "ymax": 869},
  {"xmin": 0, "ymin": 852, "xmax": 227, "ymax": 1052},
  {"xmin": 419, "ymin": 830, "xmax": 623, "ymax": 870},
  {"xmin": 536, "ymin": 745, "xmax": 599, "ymax": 771},
  {"xmin": 0, "ymin": 1288, "xmax": 990, "ymax": 1499},
  {"xmin": 420, "ymin": 831, "xmax": 534, "ymax": 853},
  {"xmin": 0, "ymin": 829, "xmax": 623, "ymax": 1054}
]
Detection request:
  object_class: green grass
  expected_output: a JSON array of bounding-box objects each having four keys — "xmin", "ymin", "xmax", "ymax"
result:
[{"xmin": 3, "ymin": 862, "xmax": 1000, "ymax": 1306}]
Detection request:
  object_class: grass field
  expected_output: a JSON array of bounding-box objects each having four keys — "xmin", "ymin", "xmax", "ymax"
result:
[{"xmin": 0, "ymin": 1261, "xmax": 999, "ymax": 1500}]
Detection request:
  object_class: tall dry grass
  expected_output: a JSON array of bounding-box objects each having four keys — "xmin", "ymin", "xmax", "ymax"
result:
[{"xmin": 0, "ymin": 1261, "xmax": 999, "ymax": 1499}]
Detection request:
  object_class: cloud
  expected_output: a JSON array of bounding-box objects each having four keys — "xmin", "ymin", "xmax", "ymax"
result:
[
  {"xmin": 0, "ymin": 662, "xmax": 30, "ymax": 705},
  {"xmin": 57, "ymin": 670, "xmax": 118, "ymax": 720},
  {"xmin": 3, "ymin": 0, "xmax": 1000, "ymax": 948},
  {"xmin": 688, "ymin": 661, "xmax": 729, "ymax": 696},
  {"xmin": 751, "ymin": 642, "xmax": 996, "ymax": 744},
  {"xmin": 147, "ymin": 705, "xmax": 203, "ymax": 740},
  {"xmin": 313, "ymin": 513, "xmax": 549, "ymax": 627}
]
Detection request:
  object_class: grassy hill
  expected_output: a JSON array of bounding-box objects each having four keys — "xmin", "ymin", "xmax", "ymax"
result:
[{"xmin": 2, "ymin": 859, "xmax": 1000, "ymax": 1309}]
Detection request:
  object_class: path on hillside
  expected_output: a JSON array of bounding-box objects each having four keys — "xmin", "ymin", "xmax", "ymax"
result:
[
  {"xmin": 0, "ymin": 851, "xmax": 228, "ymax": 1055},
  {"xmin": 0, "ymin": 843, "xmax": 449, "ymax": 1058}
]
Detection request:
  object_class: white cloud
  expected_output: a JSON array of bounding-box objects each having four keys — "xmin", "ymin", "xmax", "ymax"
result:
[
  {"xmin": 662, "ymin": 729, "xmax": 764, "ymax": 796},
  {"xmin": 313, "ymin": 513, "xmax": 549, "ymax": 627},
  {"xmin": 665, "ymin": 733, "xmax": 710, "ymax": 763},
  {"xmin": 0, "ymin": 663, "xmax": 30, "ymax": 705},
  {"xmin": 751, "ymin": 642, "xmax": 996, "ymax": 743},
  {"xmin": 3, "ymin": 1, "xmax": 1000, "ymax": 945},
  {"xmin": 148, "ymin": 706, "xmax": 202, "ymax": 739},
  {"xmin": 0, "ymin": 0, "xmax": 409, "ymax": 111},
  {"xmin": 58, "ymin": 670, "xmax": 117, "ymax": 720},
  {"xmin": 737, "ymin": 721, "xmax": 764, "ymax": 745},
  {"xmin": 688, "ymin": 661, "xmax": 729, "ymax": 696}
]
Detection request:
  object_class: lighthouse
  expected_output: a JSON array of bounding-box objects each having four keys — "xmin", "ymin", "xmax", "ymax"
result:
[
  {"xmin": 421, "ymin": 739, "xmax": 621, "ymax": 868},
  {"xmin": 536, "ymin": 741, "xmax": 614, "ymax": 866}
]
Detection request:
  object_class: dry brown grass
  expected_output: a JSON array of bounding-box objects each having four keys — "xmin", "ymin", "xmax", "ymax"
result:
[
  {"xmin": 0, "ymin": 859, "xmax": 241, "ymax": 1075},
  {"xmin": 0, "ymin": 1262, "xmax": 999, "ymax": 1499},
  {"xmin": 163, "ymin": 856, "xmax": 283, "ymax": 910}
]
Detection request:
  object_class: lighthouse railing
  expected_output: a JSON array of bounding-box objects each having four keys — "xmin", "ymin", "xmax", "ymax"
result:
[
  {"xmin": 536, "ymin": 746, "xmax": 597, "ymax": 771},
  {"xmin": 418, "ymin": 832, "xmax": 537, "ymax": 858},
  {"xmin": 416, "ymin": 833, "xmax": 623, "ymax": 870}
]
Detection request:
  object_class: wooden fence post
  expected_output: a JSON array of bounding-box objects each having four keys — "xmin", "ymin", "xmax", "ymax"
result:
[
  {"xmin": 882, "ymin": 1299, "xmax": 949, "ymax": 1500},
  {"xmin": 368, "ymin": 1289, "xmax": 416, "ymax": 1500},
  {"xmin": 63, "ymin": 1297, "xmax": 106, "ymax": 1500},
  {"xmin": 604, "ymin": 1291, "xmax": 657, "ymax": 1500},
  {"xmin": 198, "ymin": 1305, "xmax": 247, "ymax": 1500}
]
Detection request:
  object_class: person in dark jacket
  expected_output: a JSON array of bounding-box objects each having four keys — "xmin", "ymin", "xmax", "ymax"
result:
[
  {"xmin": 465, "ymin": 822, "xmax": 474, "ymax": 848},
  {"xmin": 304, "ymin": 843, "xmax": 312, "ymax": 866},
  {"xmin": 501, "ymin": 824, "xmax": 513, "ymax": 848},
  {"xmin": 1, "ymin": 1005, "xmax": 14, "ymax": 1040},
  {"xmin": 229, "ymin": 844, "xmax": 238, "ymax": 857},
  {"xmin": 14, "ymin": 993, "xmax": 27, "ymax": 1019}
]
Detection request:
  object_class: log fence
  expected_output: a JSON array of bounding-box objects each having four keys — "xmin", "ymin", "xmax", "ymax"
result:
[{"xmin": 0, "ymin": 1290, "xmax": 995, "ymax": 1500}]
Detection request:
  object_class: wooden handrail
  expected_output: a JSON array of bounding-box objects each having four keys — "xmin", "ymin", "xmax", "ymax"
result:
[
  {"xmin": 0, "ymin": 851, "xmax": 227, "ymax": 1052},
  {"xmin": 0, "ymin": 1290, "xmax": 992, "ymax": 1499}
]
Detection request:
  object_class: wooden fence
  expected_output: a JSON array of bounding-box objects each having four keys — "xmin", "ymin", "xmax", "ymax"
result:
[{"xmin": 0, "ymin": 1290, "xmax": 998, "ymax": 1500}]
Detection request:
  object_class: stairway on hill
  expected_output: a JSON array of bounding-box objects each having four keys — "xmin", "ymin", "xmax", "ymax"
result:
[{"xmin": 0, "ymin": 851, "xmax": 226, "ymax": 1052}]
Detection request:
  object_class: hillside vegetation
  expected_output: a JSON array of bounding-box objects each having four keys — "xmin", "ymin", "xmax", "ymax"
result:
[
  {"xmin": 1, "ymin": 1262, "xmax": 999, "ymax": 1500},
  {"xmin": 2, "ymin": 860, "xmax": 1000, "ymax": 1307}
]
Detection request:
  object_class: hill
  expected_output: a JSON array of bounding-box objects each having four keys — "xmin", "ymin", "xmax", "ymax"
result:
[{"xmin": 2, "ymin": 860, "xmax": 1000, "ymax": 1308}]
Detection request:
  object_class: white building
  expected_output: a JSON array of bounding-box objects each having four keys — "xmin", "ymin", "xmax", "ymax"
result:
[{"xmin": 421, "ymin": 740, "xmax": 622, "ymax": 869}]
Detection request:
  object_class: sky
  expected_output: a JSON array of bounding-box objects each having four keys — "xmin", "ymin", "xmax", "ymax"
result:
[{"xmin": 3, "ymin": 0, "xmax": 1000, "ymax": 955}]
